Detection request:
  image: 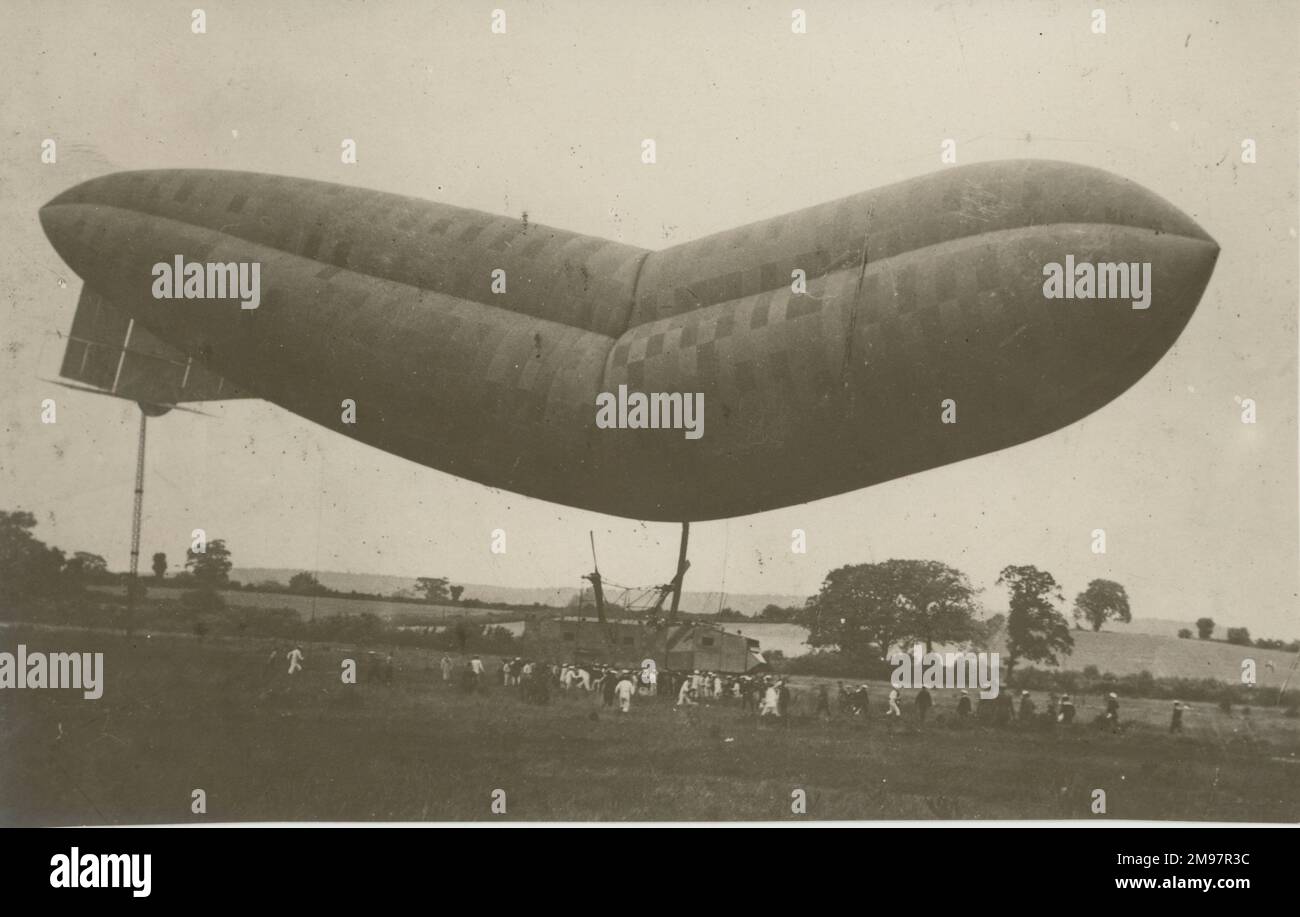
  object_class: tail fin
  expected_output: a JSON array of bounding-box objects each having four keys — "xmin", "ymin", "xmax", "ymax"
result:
[{"xmin": 59, "ymin": 286, "xmax": 251, "ymax": 406}]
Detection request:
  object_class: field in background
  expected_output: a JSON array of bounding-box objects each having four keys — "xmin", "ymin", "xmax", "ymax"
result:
[
  {"xmin": 88, "ymin": 584, "xmax": 506, "ymax": 622},
  {"xmin": 991, "ymin": 629, "xmax": 1299, "ymax": 687},
  {"xmin": 737, "ymin": 625, "xmax": 1297, "ymax": 688},
  {"xmin": 2, "ymin": 624, "xmax": 1297, "ymax": 824}
]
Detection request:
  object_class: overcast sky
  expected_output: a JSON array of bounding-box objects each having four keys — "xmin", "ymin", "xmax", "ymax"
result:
[{"xmin": 1, "ymin": 1, "xmax": 1296, "ymax": 636}]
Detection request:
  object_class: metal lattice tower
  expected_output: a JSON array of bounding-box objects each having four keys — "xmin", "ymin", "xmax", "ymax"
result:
[
  {"xmin": 125, "ymin": 408, "xmax": 148, "ymax": 634},
  {"xmin": 130, "ymin": 410, "xmax": 147, "ymax": 577}
]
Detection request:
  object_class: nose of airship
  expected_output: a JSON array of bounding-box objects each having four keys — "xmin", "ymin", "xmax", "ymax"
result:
[
  {"xmin": 832, "ymin": 160, "xmax": 1220, "ymax": 497},
  {"xmin": 39, "ymin": 189, "xmax": 76, "ymax": 267},
  {"xmin": 39, "ymin": 175, "xmax": 111, "ymax": 281}
]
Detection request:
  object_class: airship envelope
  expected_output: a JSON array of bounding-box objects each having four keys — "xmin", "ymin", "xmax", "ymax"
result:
[{"xmin": 40, "ymin": 160, "xmax": 1218, "ymax": 521}]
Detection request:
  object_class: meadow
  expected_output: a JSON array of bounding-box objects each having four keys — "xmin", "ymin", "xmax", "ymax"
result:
[{"xmin": 2, "ymin": 625, "xmax": 1297, "ymax": 824}]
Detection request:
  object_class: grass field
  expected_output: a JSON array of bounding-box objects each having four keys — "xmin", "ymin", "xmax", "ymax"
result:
[
  {"xmin": 992, "ymin": 628, "xmax": 1300, "ymax": 687},
  {"xmin": 2, "ymin": 625, "xmax": 1298, "ymax": 824}
]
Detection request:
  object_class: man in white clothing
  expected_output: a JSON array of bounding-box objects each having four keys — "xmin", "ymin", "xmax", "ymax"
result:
[{"xmin": 615, "ymin": 673, "xmax": 635, "ymax": 713}]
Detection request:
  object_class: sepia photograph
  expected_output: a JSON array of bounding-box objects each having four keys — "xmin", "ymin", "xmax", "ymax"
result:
[{"xmin": 1, "ymin": 0, "xmax": 1297, "ymax": 840}]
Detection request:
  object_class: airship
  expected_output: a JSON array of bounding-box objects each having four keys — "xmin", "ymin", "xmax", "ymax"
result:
[{"xmin": 40, "ymin": 160, "xmax": 1218, "ymax": 523}]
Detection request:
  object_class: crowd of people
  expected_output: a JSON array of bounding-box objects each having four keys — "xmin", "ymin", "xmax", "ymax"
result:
[
  {"xmin": 437, "ymin": 655, "xmax": 802, "ymax": 717},
  {"xmin": 278, "ymin": 647, "xmax": 1189, "ymax": 733},
  {"xmin": 840, "ymin": 682, "xmax": 1190, "ymax": 732}
]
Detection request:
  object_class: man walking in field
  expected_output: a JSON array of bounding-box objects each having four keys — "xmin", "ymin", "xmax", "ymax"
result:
[
  {"xmin": 915, "ymin": 686, "xmax": 932, "ymax": 723},
  {"xmin": 1018, "ymin": 690, "xmax": 1035, "ymax": 720},
  {"xmin": 1103, "ymin": 692, "xmax": 1121, "ymax": 732},
  {"xmin": 853, "ymin": 684, "xmax": 870, "ymax": 716},
  {"xmin": 615, "ymin": 672, "xmax": 636, "ymax": 713},
  {"xmin": 887, "ymin": 687, "xmax": 902, "ymax": 718},
  {"xmin": 440, "ymin": 655, "xmax": 453, "ymax": 684},
  {"xmin": 736, "ymin": 676, "xmax": 750, "ymax": 712},
  {"xmin": 640, "ymin": 664, "xmax": 656, "ymax": 696},
  {"xmin": 286, "ymin": 646, "xmax": 304, "ymax": 675},
  {"xmin": 1170, "ymin": 701, "xmax": 1186, "ymax": 733},
  {"xmin": 1058, "ymin": 694, "xmax": 1076, "ymax": 723},
  {"xmin": 760, "ymin": 681, "xmax": 780, "ymax": 718},
  {"xmin": 995, "ymin": 690, "xmax": 1014, "ymax": 724},
  {"xmin": 815, "ymin": 684, "xmax": 831, "ymax": 720}
]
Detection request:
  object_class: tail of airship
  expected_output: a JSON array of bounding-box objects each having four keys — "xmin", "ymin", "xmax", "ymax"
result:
[{"xmin": 57, "ymin": 285, "xmax": 252, "ymax": 409}]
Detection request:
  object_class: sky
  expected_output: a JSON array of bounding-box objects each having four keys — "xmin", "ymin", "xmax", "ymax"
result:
[{"xmin": 1, "ymin": 0, "xmax": 1297, "ymax": 637}]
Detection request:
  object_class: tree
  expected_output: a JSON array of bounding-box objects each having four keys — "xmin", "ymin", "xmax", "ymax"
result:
[
  {"xmin": 1225, "ymin": 627, "xmax": 1252, "ymax": 647},
  {"xmin": 804, "ymin": 564, "xmax": 903, "ymax": 659},
  {"xmin": 1072, "ymin": 579, "xmax": 1132, "ymax": 632},
  {"xmin": 1196, "ymin": 617, "xmax": 1215, "ymax": 640},
  {"xmin": 1178, "ymin": 628, "xmax": 1193, "ymax": 639},
  {"xmin": 894, "ymin": 560, "xmax": 983, "ymax": 652},
  {"xmin": 970, "ymin": 613, "xmax": 1006, "ymax": 651},
  {"xmin": 0, "ymin": 509, "xmax": 66, "ymax": 599},
  {"xmin": 415, "ymin": 577, "xmax": 450, "ymax": 604},
  {"xmin": 997, "ymin": 564, "xmax": 1073, "ymax": 681},
  {"xmin": 62, "ymin": 551, "xmax": 107, "ymax": 580},
  {"xmin": 62, "ymin": 551, "xmax": 108, "ymax": 587},
  {"xmin": 151, "ymin": 552, "xmax": 168, "ymax": 580},
  {"xmin": 759, "ymin": 603, "xmax": 798, "ymax": 622},
  {"xmin": 185, "ymin": 538, "xmax": 232, "ymax": 587},
  {"xmin": 803, "ymin": 559, "xmax": 982, "ymax": 659},
  {"xmin": 449, "ymin": 585, "xmax": 465, "ymax": 603},
  {"xmin": 288, "ymin": 571, "xmax": 327, "ymax": 595}
]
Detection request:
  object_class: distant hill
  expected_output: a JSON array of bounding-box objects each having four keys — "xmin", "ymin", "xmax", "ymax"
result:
[
  {"xmin": 230, "ymin": 568, "xmax": 806, "ymax": 616},
  {"xmin": 1059, "ymin": 618, "xmax": 1211, "ymax": 639}
]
